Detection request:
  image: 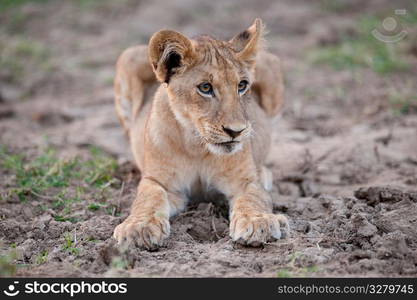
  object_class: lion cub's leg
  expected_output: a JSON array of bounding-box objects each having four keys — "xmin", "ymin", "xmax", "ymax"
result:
[
  {"xmin": 113, "ymin": 177, "xmax": 186, "ymax": 250},
  {"xmin": 260, "ymin": 166, "xmax": 273, "ymax": 191},
  {"xmin": 221, "ymin": 159, "xmax": 289, "ymax": 246},
  {"xmin": 229, "ymin": 183, "xmax": 290, "ymax": 246}
]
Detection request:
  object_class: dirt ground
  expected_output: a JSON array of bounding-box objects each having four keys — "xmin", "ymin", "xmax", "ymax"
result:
[{"xmin": 1, "ymin": 0, "xmax": 417, "ymax": 277}]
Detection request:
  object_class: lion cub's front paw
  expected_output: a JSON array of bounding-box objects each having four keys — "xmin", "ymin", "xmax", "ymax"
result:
[
  {"xmin": 113, "ymin": 215, "xmax": 170, "ymax": 250},
  {"xmin": 229, "ymin": 213, "xmax": 290, "ymax": 246}
]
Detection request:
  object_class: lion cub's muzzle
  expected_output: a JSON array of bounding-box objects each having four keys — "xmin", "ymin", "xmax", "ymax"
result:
[
  {"xmin": 206, "ymin": 123, "xmax": 251, "ymax": 155},
  {"xmin": 222, "ymin": 124, "xmax": 246, "ymax": 139}
]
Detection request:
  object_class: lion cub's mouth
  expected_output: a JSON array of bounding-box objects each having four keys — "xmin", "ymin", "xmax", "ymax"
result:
[
  {"xmin": 215, "ymin": 141, "xmax": 239, "ymax": 146},
  {"xmin": 207, "ymin": 140, "xmax": 242, "ymax": 155}
]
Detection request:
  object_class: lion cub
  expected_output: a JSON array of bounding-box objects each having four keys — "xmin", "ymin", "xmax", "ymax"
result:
[{"xmin": 113, "ymin": 19, "xmax": 289, "ymax": 249}]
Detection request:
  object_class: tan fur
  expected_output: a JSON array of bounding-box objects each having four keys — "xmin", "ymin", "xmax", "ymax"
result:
[{"xmin": 113, "ymin": 19, "xmax": 288, "ymax": 249}]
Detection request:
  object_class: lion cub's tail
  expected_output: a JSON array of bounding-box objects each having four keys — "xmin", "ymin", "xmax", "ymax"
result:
[{"xmin": 114, "ymin": 45, "xmax": 156, "ymax": 137}]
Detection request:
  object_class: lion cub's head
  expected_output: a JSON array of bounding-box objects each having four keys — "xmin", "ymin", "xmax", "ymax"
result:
[{"xmin": 148, "ymin": 19, "xmax": 264, "ymax": 155}]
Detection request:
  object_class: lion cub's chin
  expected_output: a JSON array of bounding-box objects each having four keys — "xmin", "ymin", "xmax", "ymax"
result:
[{"xmin": 207, "ymin": 141, "xmax": 243, "ymax": 155}]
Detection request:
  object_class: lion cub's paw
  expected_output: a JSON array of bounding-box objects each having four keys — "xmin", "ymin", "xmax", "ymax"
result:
[
  {"xmin": 229, "ymin": 213, "xmax": 290, "ymax": 246},
  {"xmin": 113, "ymin": 215, "xmax": 170, "ymax": 250}
]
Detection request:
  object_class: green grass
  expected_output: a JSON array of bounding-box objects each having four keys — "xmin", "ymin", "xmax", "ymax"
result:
[
  {"xmin": 0, "ymin": 0, "xmax": 115, "ymax": 34},
  {"xmin": 303, "ymin": 265, "xmax": 319, "ymax": 274},
  {"xmin": 392, "ymin": 98, "xmax": 417, "ymax": 115},
  {"xmin": 0, "ymin": 0, "xmax": 50, "ymax": 10},
  {"xmin": 388, "ymin": 87, "xmax": 417, "ymax": 115},
  {"xmin": 105, "ymin": 204, "xmax": 121, "ymax": 216},
  {"xmin": 52, "ymin": 188, "xmax": 83, "ymax": 212},
  {"xmin": 110, "ymin": 256, "xmax": 128, "ymax": 270},
  {"xmin": 0, "ymin": 36, "xmax": 51, "ymax": 84},
  {"xmin": 0, "ymin": 0, "xmax": 118, "ymax": 11},
  {"xmin": 75, "ymin": 0, "xmax": 108, "ymax": 10},
  {"xmin": 276, "ymin": 251, "xmax": 320, "ymax": 277},
  {"xmin": 87, "ymin": 202, "xmax": 106, "ymax": 211},
  {"xmin": 308, "ymin": 15, "xmax": 413, "ymax": 74},
  {"xmin": 277, "ymin": 265, "xmax": 319, "ymax": 278},
  {"xmin": 0, "ymin": 250, "xmax": 17, "ymax": 276},
  {"xmin": 54, "ymin": 215, "xmax": 78, "ymax": 223},
  {"xmin": 62, "ymin": 233, "xmax": 80, "ymax": 256},
  {"xmin": 0, "ymin": 145, "xmax": 119, "ymax": 221},
  {"xmin": 1, "ymin": 146, "xmax": 118, "ymax": 199},
  {"xmin": 84, "ymin": 146, "xmax": 118, "ymax": 187},
  {"xmin": 87, "ymin": 237, "xmax": 98, "ymax": 243},
  {"xmin": 403, "ymin": 8, "xmax": 417, "ymax": 24},
  {"xmin": 35, "ymin": 250, "xmax": 48, "ymax": 264},
  {"xmin": 319, "ymin": 0, "xmax": 352, "ymax": 13},
  {"xmin": 277, "ymin": 269, "xmax": 292, "ymax": 278},
  {"xmin": 1, "ymin": 147, "xmax": 78, "ymax": 201},
  {"xmin": 75, "ymin": 0, "xmax": 132, "ymax": 11},
  {"xmin": 86, "ymin": 201, "xmax": 120, "ymax": 216}
]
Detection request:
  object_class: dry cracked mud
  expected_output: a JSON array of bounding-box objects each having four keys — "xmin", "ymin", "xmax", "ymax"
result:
[{"xmin": 1, "ymin": 0, "xmax": 417, "ymax": 277}]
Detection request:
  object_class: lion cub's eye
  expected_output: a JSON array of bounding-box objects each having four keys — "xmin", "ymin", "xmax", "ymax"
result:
[
  {"xmin": 197, "ymin": 82, "xmax": 214, "ymax": 97},
  {"xmin": 238, "ymin": 80, "xmax": 249, "ymax": 95}
]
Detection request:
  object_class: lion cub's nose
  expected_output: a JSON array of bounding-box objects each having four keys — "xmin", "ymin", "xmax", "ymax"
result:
[{"xmin": 222, "ymin": 124, "xmax": 246, "ymax": 138}]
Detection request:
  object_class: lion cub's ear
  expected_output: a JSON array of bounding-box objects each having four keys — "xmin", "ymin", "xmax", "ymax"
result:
[
  {"xmin": 229, "ymin": 18, "xmax": 264, "ymax": 66},
  {"xmin": 148, "ymin": 30, "xmax": 195, "ymax": 84}
]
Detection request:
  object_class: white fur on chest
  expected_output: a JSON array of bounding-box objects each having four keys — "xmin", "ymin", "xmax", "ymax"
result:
[{"xmin": 170, "ymin": 158, "xmax": 219, "ymax": 199}]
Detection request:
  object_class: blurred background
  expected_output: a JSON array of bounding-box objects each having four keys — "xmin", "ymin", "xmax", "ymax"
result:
[
  {"xmin": 1, "ymin": 0, "xmax": 417, "ymax": 277},
  {"xmin": 1, "ymin": 0, "xmax": 416, "ymax": 153},
  {"xmin": 0, "ymin": 0, "xmax": 416, "ymax": 156}
]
